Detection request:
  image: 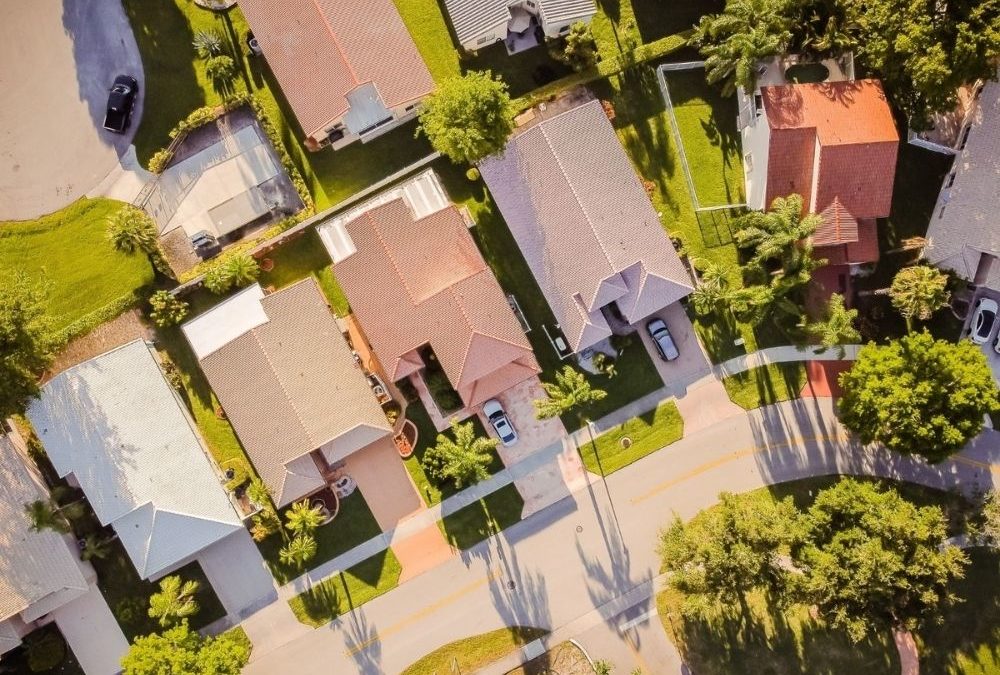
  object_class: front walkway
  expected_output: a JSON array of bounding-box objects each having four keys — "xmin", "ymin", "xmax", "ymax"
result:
[{"xmin": 52, "ymin": 585, "xmax": 129, "ymax": 675}]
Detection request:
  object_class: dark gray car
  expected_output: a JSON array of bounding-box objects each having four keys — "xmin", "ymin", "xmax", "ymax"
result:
[
  {"xmin": 647, "ymin": 318, "xmax": 679, "ymax": 361},
  {"xmin": 103, "ymin": 74, "xmax": 138, "ymax": 133}
]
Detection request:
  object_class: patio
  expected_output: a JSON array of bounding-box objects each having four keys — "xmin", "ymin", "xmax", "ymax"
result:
[{"xmin": 504, "ymin": 14, "xmax": 541, "ymax": 55}]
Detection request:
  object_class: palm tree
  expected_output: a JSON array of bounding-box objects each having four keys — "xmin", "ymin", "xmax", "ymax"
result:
[
  {"xmin": 805, "ymin": 293, "xmax": 860, "ymax": 356},
  {"xmin": 690, "ymin": 261, "xmax": 732, "ymax": 316},
  {"xmin": 106, "ymin": 206, "xmax": 173, "ymax": 278},
  {"xmin": 795, "ymin": 0, "xmax": 858, "ymax": 56},
  {"xmin": 286, "ymin": 500, "xmax": 325, "ymax": 536},
  {"xmin": 23, "ymin": 486, "xmax": 85, "ymax": 534},
  {"xmin": 80, "ymin": 533, "xmax": 114, "ymax": 561},
  {"xmin": 693, "ymin": 0, "xmax": 794, "ymax": 95},
  {"xmin": 192, "ymin": 29, "xmax": 225, "ymax": 58},
  {"xmin": 732, "ymin": 194, "xmax": 822, "ymax": 274},
  {"xmin": 889, "ymin": 265, "xmax": 950, "ymax": 332},
  {"xmin": 534, "ymin": 366, "xmax": 608, "ymax": 421},
  {"xmin": 148, "ymin": 575, "xmax": 201, "ymax": 627},
  {"xmin": 421, "ymin": 420, "xmax": 498, "ymax": 489},
  {"xmin": 279, "ymin": 534, "xmax": 318, "ymax": 569},
  {"xmin": 224, "ymin": 254, "xmax": 260, "ymax": 288}
]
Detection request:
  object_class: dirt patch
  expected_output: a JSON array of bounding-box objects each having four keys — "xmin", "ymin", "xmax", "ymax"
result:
[
  {"xmin": 45, "ymin": 309, "xmax": 150, "ymax": 380},
  {"xmin": 507, "ymin": 641, "xmax": 592, "ymax": 675}
]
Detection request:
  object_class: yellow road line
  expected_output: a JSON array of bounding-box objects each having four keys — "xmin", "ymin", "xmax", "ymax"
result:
[
  {"xmin": 344, "ymin": 567, "xmax": 501, "ymax": 657},
  {"xmin": 630, "ymin": 432, "xmax": 848, "ymax": 505}
]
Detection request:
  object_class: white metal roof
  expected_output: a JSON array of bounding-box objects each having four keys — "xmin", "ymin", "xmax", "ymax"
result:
[
  {"xmin": 181, "ymin": 284, "xmax": 269, "ymax": 360},
  {"xmin": 27, "ymin": 341, "xmax": 242, "ymax": 579}
]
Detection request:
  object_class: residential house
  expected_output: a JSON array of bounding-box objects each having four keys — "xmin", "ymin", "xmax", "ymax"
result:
[
  {"xmin": 0, "ymin": 432, "xmax": 128, "ymax": 675},
  {"xmin": 239, "ymin": 0, "xmax": 435, "ymax": 150},
  {"xmin": 443, "ymin": 0, "xmax": 596, "ymax": 52},
  {"xmin": 319, "ymin": 170, "xmax": 540, "ymax": 412},
  {"xmin": 738, "ymin": 55, "xmax": 899, "ymax": 269},
  {"xmin": 923, "ymin": 79, "xmax": 1000, "ymax": 290},
  {"xmin": 182, "ymin": 279, "xmax": 417, "ymax": 522},
  {"xmin": 27, "ymin": 341, "xmax": 245, "ymax": 583},
  {"xmin": 479, "ymin": 99, "xmax": 694, "ymax": 354}
]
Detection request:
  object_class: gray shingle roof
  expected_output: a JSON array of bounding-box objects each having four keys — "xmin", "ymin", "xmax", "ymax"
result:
[
  {"xmin": 479, "ymin": 99, "xmax": 693, "ymax": 352},
  {"xmin": 26, "ymin": 341, "xmax": 242, "ymax": 580},
  {"xmin": 0, "ymin": 435, "xmax": 88, "ymax": 625},
  {"xmin": 924, "ymin": 78, "xmax": 1000, "ymax": 289},
  {"xmin": 442, "ymin": 0, "xmax": 595, "ymax": 46},
  {"xmin": 188, "ymin": 279, "xmax": 391, "ymax": 507}
]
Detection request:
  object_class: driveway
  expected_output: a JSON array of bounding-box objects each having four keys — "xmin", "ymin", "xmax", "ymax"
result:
[
  {"xmin": 197, "ymin": 529, "xmax": 277, "ymax": 620},
  {"xmin": 635, "ymin": 302, "xmax": 713, "ymax": 396},
  {"xmin": 344, "ymin": 437, "xmax": 423, "ymax": 531},
  {"xmin": 52, "ymin": 585, "xmax": 129, "ymax": 675},
  {"xmin": 478, "ymin": 377, "xmax": 591, "ymax": 517},
  {"xmin": 0, "ymin": 0, "xmax": 143, "ymax": 220}
]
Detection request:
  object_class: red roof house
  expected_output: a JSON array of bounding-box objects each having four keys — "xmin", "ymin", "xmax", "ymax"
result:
[
  {"xmin": 325, "ymin": 173, "xmax": 540, "ymax": 410},
  {"xmin": 757, "ymin": 79, "xmax": 899, "ymax": 265}
]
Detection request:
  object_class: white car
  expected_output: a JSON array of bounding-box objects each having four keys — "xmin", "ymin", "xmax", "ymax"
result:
[
  {"xmin": 483, "ymin": 399, "xmax": 518, "ymax": 446},
  {"xmin": 970, "ymin": 298, "xmax": 998, "ymax": 344}
]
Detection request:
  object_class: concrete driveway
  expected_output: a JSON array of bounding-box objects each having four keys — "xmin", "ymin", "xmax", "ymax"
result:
[
  {"xmin": 962, "ymin": 288, "xmax": 1000, "ymax": 386},
  {"xmin": 636, "ymin": 302, "xmax": 713, "ymax": 395},
  {"xmin": 479, "ymin": 377, "xmax": 591, "ymax": 517},
  {"xmin": 0, "ymin": 0, "xmax": 143, "ymax": 220}
]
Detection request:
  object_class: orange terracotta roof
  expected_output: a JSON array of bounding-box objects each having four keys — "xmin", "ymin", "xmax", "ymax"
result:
[
  {"xmin": 815, "ymin": 219, "xmax": 880, "ymax": 265},
  {"xmin": 763, "ymin": 79, "xmax": 899, "ymax": 221},
  {"xmin": 239, "ymin": 0, "xmax": 434, "ymax": 140},
  {"xmin": 814, "ymin": 197, "xmax": 859, "ymax": 246},
  {"xmin": 335, "ymin": 199, "xmax": 539, "ymax": 406}
]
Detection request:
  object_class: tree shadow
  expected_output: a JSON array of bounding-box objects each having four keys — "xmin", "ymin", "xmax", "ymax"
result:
[{"xmin": 341, "ymin": 608, "xmax": 383, "ymax": 674}]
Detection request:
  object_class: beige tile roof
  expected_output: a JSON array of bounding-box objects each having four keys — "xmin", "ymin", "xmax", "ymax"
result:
[
  {"xmin": 924, "ymin": 78, "xmax": 1000, "ymax": 289},
  {"xmin": 195, "ymin": 279, "xmax": 390, "ymax": 506},
  {"xmin": 238, "ymin": 0, "xmax": 435, "ymax": 140},
  {"xmin": 479, "ymin": 99, "xmax": 693, "ymax": 352},
  {"xmin": 0, "ymin": 435, "xmax": 88, "ymax": 623},
  {"xmin": 335, "ymin": 197, "xmax": 539, "ymax": 407}
]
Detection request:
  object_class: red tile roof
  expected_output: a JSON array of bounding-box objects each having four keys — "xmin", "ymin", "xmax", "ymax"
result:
[
  {"xmin": 814, "ymin": 197, "xmax": 859, "ymax": 246},
  {"xmin": 763, "ymin": 79, "xmax": 899, "ymax": 220},
  {"xmin": 335, "ymin": 199, "xmax": 539, "ymax": 408},
  {"xmin": 239, "ymin": 0, "xmax": 435, "ymax": 140},
  {"xmin": 815, "ymin": 219, "xmax": 880, "ymax": 265}
]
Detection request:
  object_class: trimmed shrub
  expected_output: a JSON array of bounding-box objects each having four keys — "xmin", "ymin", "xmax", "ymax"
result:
[
  {"xmin": 149, "ymin": 291, "xmax": 189, "ymax": 327},
  {"xmin": 465, "ymin": 167, "xmax": 481, "ymax": 181}
]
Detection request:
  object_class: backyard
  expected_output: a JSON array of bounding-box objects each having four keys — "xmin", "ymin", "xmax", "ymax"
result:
[
  {"xmin": 578, "ymin": 401, "xmax": 684, "ymax": 475},
  {"xmin": 256, "ymin": 491, "xmax": 384, "ymax": 585},
  {"xmin": 657, "ymin": 476, "xmax": 986, "ymax": 675},
  {"xmin": 257, "ymin": 228, "xmax": 349, "ymax": 316},
  {"xmin": 122, "ymin": 0, "xmax": 434, "ymax": 212},
  {"xmin": 0, "ymin": 198, "xmax": 153, "ymax": 338},
  {"xmin": 287, "ymin": 549, "xmax": 402, "ymax": 627}
]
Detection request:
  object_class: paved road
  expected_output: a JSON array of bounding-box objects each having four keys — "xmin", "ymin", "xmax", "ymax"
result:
[
  {"xmin": 0, "ymin": 0, "xmax": 143, "ymax": 220},
  {"xmin": 243, "ymin": 397, "xmax": 1000, "ymax": 674}
]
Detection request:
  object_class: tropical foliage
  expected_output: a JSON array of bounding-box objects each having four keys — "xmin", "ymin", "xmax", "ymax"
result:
[
  {"xmin": 0, "ymin": 274, "xmax": 55, "ymax": 418},
  {"xmin": 148, "ymin": 575, "xmax": 201, "ymax": 628},
  {"xmin": 148, "ymin": 291, "xmax": 189, "ymax": 328},
  {"xmin": 422, "ymin": 420, "xmax": 498, "ymax": 489},
  {"xmin": 805, "ymin": 293, "xmax": 859, "ymax": 354},
  {"xmin": 121, "ymin": 622, "xmax": 250, "ymax": 675},
  {"xmin": 888, "ymin": 265, "xmax": 950, "ymax": 331},
  {"xmin": 106, "ymin": 206, "xmax": 172, "ymax": 278},
  {"xmin": 418, "ymin": 71, "xmax": 515, "ymax": 164},
  {"xmin": 551, "ymin": 22, "xmax": 599, "ymax": 72},
  {"xmin": 534, "ymin": 365, "xmax": 608, "ymax": 420}
]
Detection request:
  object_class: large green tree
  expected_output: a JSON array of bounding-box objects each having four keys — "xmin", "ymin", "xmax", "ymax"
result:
[
  {"xmin": 888, "ymin": 265, "xmax": 951, "ymax": 331},
  {"xmin": 121, "ymin": 622, "xmax": 250, "ymax": 675},
  {"xmin": 422, "ymin": 419, "xmax": 498, "ymax": 489},
  {"xmin": 838, "ymin": 331, "xmax": 1000, "ymax": 462},
  {"xmin": 844, "ymin": 0, "xmax": 1000, "ymax": 127},
  {"xmin": 659, "ymin": 491, "xmax": 801, "ymax": 615},
  {"xmin": 733, "ymin": 194, "xmax": 822, "ymax": 275},
  {"xmin": 0, "ymin": 275, "xmax": 55, "ymax": 419},
  {"xmin": 148, "ymin": 576, "xmax": 201, "ymax": 628},
  {"xmin": 793, "ymin": 480, "xmax": 968, "ymax": 643},
  {"xmin": 534, "ymin": 365, "xmax": 608, "ymax": 420},
  {"xmin": 692, "ymin": 0, "xmax": 795, "ymax": 95},
  {"xmin": 417, "ymin": 71, "xmax": 515, "ymax": 164}
]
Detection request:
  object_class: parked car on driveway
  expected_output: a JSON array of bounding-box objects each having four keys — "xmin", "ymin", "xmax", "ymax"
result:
[
  {"xmin": 483, "ymin": 399, "xmax": 518, "ymax": 446},
  {"xmin": 647, "ymin": 318, "xmax": 679, "ymax": 361},
  {"xmin": 970, "ymin": 298, "xmax": 998, "ymax": 344},
  {"xmin": 103, "ymin": 74, "xmax": 138, "ymax": 133}
]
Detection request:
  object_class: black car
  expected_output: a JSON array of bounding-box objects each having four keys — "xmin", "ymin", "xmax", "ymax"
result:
[{"xmin": 103, "ymin": 75, "xmax": 138, "ymax": 133}]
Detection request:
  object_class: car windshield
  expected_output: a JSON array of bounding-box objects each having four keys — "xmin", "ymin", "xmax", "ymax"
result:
[
  {"xmin": 978, "ymin": 310, "xmax": 996, "ymax": 336},
  {"xmin": 113, "ymin": 84, "xmax": 130, "ymax": 94}
]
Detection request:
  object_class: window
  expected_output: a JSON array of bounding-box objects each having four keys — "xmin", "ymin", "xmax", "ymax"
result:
[
  {"xmin": 559, "ymin": 24, "xmax": 571, "ymax": 35},
  {"xmin": 754, "ymin": 93, "xmax": 764, "ymax": 116}
]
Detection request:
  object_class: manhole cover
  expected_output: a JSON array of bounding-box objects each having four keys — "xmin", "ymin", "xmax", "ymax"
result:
[
  {"xmin": 620, "ymin": 437, "xmax": 632, "ymax": 449},
  {"xmin": 576, "ymin": 525, "xmax": 583, "ymax": 533}
]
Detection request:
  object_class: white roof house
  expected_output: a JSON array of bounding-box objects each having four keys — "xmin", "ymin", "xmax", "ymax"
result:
[
  {"xmin": 479, "ymin": 99, "xmax": 693, "ymax": 353},
  {"xmin": 27, "ymin": 340, "xmax": 243, "ymax": 580},
  {"xmin": 924, "ymin": 78, "xmax": 1000, "ymax": 290},
  {"xmin": 443, "ymin": 0, "xmax": 597, "ymax": 51},
  {"xmin": 0, "ymin": 434, "xmax": 88, "ymax": 655}
]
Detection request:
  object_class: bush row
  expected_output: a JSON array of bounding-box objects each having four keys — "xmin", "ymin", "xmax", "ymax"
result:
[{"xmin": 147, "ymin": 93, "xmax": 254, "ymax": 174}]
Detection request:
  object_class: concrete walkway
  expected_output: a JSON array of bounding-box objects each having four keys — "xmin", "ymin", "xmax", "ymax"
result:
[{"xmin": 713, "ymin": 343, "xmax": 862, "ymax": 378}]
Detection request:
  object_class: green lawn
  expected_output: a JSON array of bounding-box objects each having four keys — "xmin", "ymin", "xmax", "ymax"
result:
[
  {"xmin": 579, "ymin": 401, "xmax": 684, "ymax": 475},
  {"xmin": 123, "ymin": 0, "xmax": 434, "ymax": 212},
  {"xmin": 392, "ymin": 0, "xmax": 461, "ymax": 82},
  {"xmin": 400, "ymin": 402, "xmax": 502, "ymax": 506},
  {"xmin": 630, "ymin": 0, "xmax": 724, "ymax": 43},
  {"xmin": 657, "ymin": 476, "xmax": 981, "ymax": 675},
  {"xmin": 462, "ymin": 43, "xmax": 573, "ymax": 99},
  {"xmin": 257, "ymin": 491, "xmax": 384, "ymax": 585},
  {"xmin": 257, "ymin": 228, "xmax": 349, "ymax": 316},
  {"xmin": 288, "ymin": 550, "xmax": 401, "ymax": 627},
  {"xmin": 721, "ymin": 362, "xmax": 807, "ymax": 410},
  {"xmin": 439, "ymin": 484, "xmax": 524, "ymax": 550},
  {"xmin": 400, "ymin": 626, "xmax": 547, "ymax": 675},
  {"xmin": 0, "ymin": 198, "xmax": 153, "ymax": 335},
  {"xmin": 434, "ymin": 160, "xmax": 664, "ymax": 432}
]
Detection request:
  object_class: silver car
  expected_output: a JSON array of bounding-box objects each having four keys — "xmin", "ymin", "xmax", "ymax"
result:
[
  {"xmin": 971, "ymin": 298, "xmax": 998, "ymax": 344},
  {"xmin": 483, "ymin": 399, "xmax": 518, "ymax": 446},
  {"xmin": 647, "ymin": 318, "xmax": 679, "ymax": 361}
]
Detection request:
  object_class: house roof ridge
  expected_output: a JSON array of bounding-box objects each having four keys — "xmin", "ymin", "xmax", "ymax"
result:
[
  {"xmin": 367, "ymin": 210, "xmax": 419, "ymax": 306},
  {"xmin": 248, "ymin": 326, "xmax": 315, "ymax": 449},
  {"xmin": 311, "ymin": 0, "xmax": 359, "ymax": 87}
]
